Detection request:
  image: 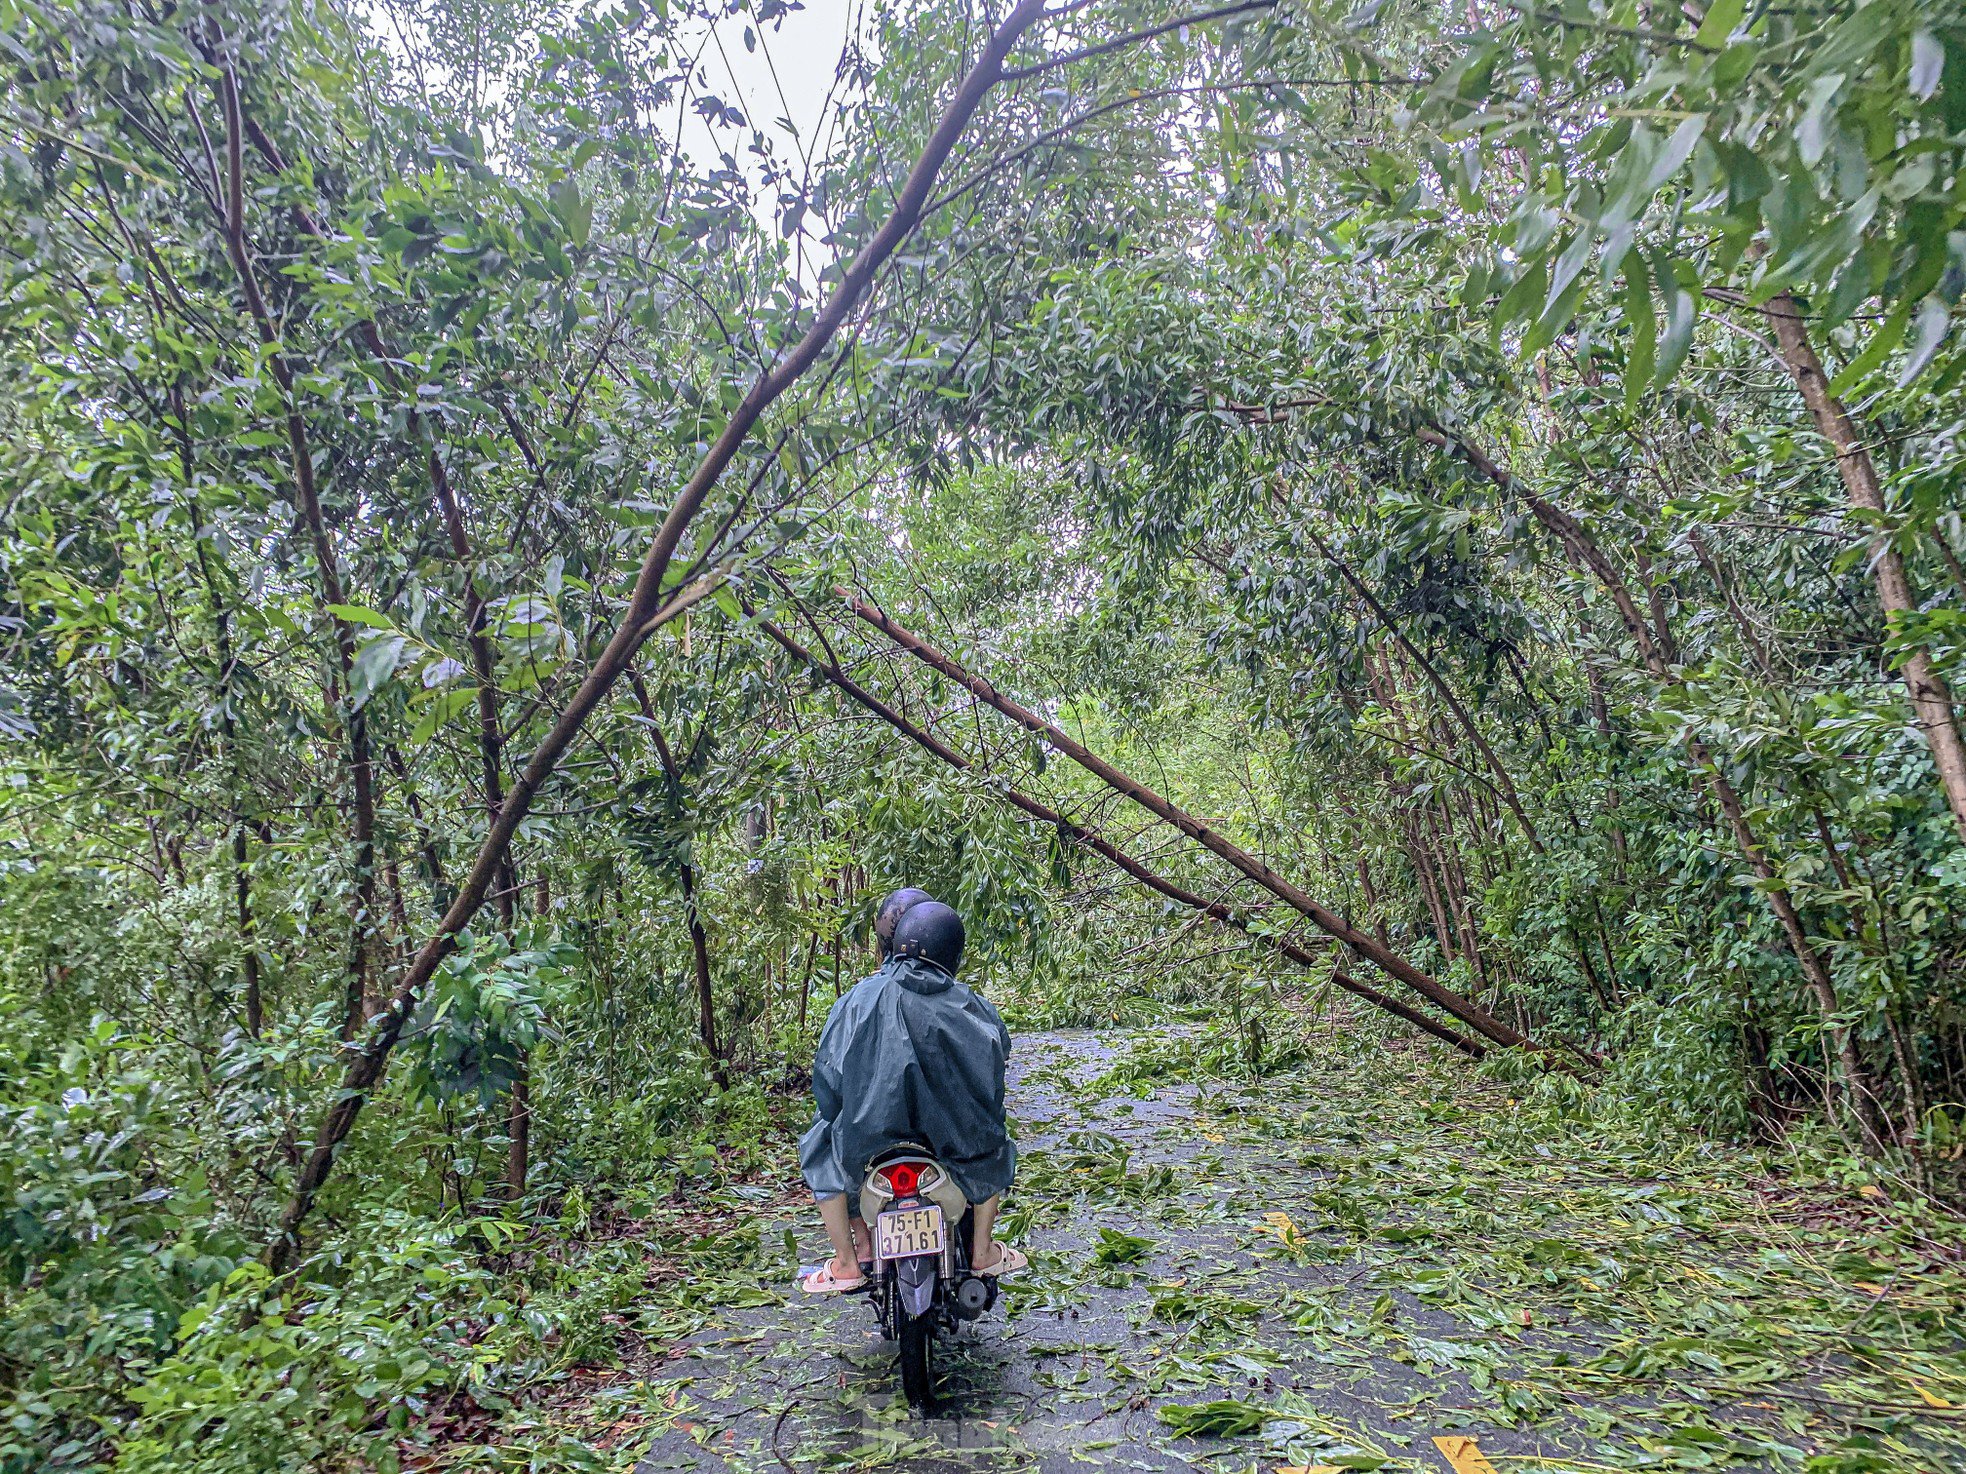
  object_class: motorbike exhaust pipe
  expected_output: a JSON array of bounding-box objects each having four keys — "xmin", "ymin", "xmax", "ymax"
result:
[{"xmin": 954, "ymin": 1275, "xmax": 993, "ymax": 1319}]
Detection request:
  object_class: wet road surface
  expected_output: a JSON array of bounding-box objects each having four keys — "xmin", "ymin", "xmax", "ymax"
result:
[{"xmin": 630, "ymin": 1028, "xmax": 1626, "ymax": 1473}]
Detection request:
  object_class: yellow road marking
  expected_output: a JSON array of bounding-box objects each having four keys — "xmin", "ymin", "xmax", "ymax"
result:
[{"xmin": 1433, "ymin": 1435, "xmax": 1499, "ymax": 1474}]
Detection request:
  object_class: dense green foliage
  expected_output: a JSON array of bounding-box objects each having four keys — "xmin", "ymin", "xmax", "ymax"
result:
[{"xmin": 2, "ymin": 0, "xmax": 1964, "ymax": 1467}]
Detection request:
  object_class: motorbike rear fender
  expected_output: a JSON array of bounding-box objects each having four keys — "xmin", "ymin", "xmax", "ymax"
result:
[{"xmin": 894, "ymin": 1252, "xmax": 938, "ymax": 1319}]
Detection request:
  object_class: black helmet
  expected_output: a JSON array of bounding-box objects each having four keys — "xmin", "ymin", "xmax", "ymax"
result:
[
  {"xmin": 892, "ymin": 901, "xmax": 965, "ymax": 973},
  {"xmin": 874, "ymin": 887, "xmax": 934, "ymax": 958}
]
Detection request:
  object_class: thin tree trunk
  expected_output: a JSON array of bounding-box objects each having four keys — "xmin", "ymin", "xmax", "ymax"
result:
[
  {"xmin": 1703, "ymin": 761, "xmax": 1885, "ymax": 1145},
  {"xmin": 1763, "ymin": 294, "xmax": 1966, "ymax": 843},
  {"xmin": 505, "ymin": 868, "xmax": 548, "ymax": 1202},
  {"xmin": 1810, "ymin": 806, "xmax": 1859, "ymax": 892},
  {"xmin": 1358, "ymin": 647, "xmax": 1463, "ymax": 966},
  {"xmin": 382, "ymin": 856, "xmax": 411, "ymax": 962},
  {"xmin": 207, "ymin": 71, "xmax": 376, "ymax": 1041},
  {"xmin": 233, "ymin": 822, "xmax": 262, "ymax": 1035},
  {"xmin": 1409, "ymin": 809, "xmax": 1460, "ymax": 962},
  {"xmin": 1933, "ymin": 529, "xmax": 1966, "ymax": 603},
  {"xmin": 797, "ymin": 933, "xmax": 817, "ymax": 1029},
  {"xmin": 1592, "ymin": 903, "xmax": 1624, "ymax": 1008},
  {"xmin": 1355, "ymin": 853, "xmax": 1390, "ymax": 947},
  {"xmin": 428, "ymin": 441, "xmax": 517, "ymax": 928},
  {"xmin": 1577, "ymin": 600, "xmax": 1629, "ymax": 877},
  {"xmin": 504, "ymin": 1070, "xmax": 530, "ymax": 1202},
  {"xmin": 230, "ymin": 32, "xmax": 519, "ymax": 921},
  {"xmin": 799, "ymin": 934, "xmax": 815, "ymax": 1028},
  {"xmin": 1306, "ymin": 523, "xmax": 1543, "ymax": 851},
  {"xmin": 1630, "ymin": 547, "xmax": 1680, "ymax": 667},
  {"xmin": 1689, "ymin": 530, "xmax": 1777, "ymax": 679},
  {"xmin": 383, "ymin": 743, "xmax": 450, "ymax": 912},
  {"xmin": 1428, "ymin": 797, "xmax": 1487, "ymax": 988},
  {"xmin": 173, "ymin": 406, "xmax": 263, "ymax": 1036},
  {"xmin": 233, "ymin": 42, "xmax": 525, "ymax": 924},
  {"xmin": 1882, "ymin": 1008, "xmax": 1922, "ymax": 1158},
  {"xmin": 627, "ymin": 669, "xmax": 726, "ymax": 1084}
]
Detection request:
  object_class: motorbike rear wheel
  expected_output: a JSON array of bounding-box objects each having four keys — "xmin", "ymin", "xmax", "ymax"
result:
[{"xmin": 897, "ymin": 1309, "xmax": 935, "ymax": 1413}]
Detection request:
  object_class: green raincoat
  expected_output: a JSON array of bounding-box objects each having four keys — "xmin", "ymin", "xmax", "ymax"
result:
[{"xmin": 799, "ymin": 955, "xmax": 1014, "ymax": 1209}]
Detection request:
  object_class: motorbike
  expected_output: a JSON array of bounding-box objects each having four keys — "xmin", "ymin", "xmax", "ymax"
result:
[{"xmin": 857, "ymin": 1142, "xmax": 999, "ymax": 1412}]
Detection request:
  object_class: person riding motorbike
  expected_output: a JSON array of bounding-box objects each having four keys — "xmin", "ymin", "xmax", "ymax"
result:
[{"xmin": 798, "ymin": 890, "xmax": 1026, "ymax": 1294}]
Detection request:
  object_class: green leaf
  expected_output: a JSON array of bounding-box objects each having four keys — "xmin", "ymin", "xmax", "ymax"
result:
[
  {"xmin": 1545, "ymin": 230, "xmax": 1596, "ymax": 314},
  {"xmin": 1492, "ymin": 259, "xmax": 1547, "ymax": 342},
  {"xmin": 1623, "ymin": 266, "xmax": 1655, "ymax": 413},
  {"xmin": 1596, "ymin": 117, "xmax": 1703, "ymax": 235},
  {"xmin": 1912, "ymin": 30, "xmax": 1944, "ymax": 100},
  {"xmin": 1796, "ymin": 74, "xmax": 1845, "ymax": 167},
  {"xmin": 1716, "ymin": 142, "xmax": 1772, "ymax": 212},
  {"xmin": 350, "ymin": 634, "xmax": 407, "ymax": 710},
  {"xmin": 1823, "ymin": 238, "xmax": 1883, "ymax": 330},
  {"xmin": 1693, "ymin": 0, "xmax": 1744, "ymax": 49},
  {"xmin": 327, "ymin": 604, "xmax": 396, "ymax": 630},
  {"xmin": 1827, "ymin": 301, "xmax": 1910, "ymax": 394},
  {"xmin": 1599, "ymin": 221, "xmax": 1638, "ymax": 290},
  {"xmin": 1897, "ymin": 296, "xmax": 1952, "ymax": 386},
  {"xmin": 1525, "ymin": 273, "xmax": 1587, "ymax": 356},
  {"xmin": 1156, "ymin": 1399, "xmax": 1270, "ymax": 1437},
  {"xmin": 1091, "ymin": 1227, "xmax": 1154, "ymax": 1264},
  {"xmin": 1644, "ymin": 116, "xmax": 1707, "ymax": 199},
  {"xmin": 409, "ymin": 687, "xmax": 476, "ymax": 746},
  {"xmin": 1651, "ymin": 252, "xmax": 1697, "ymax": 389},
  {"xmin": 548, "ymin": 179, "xmax": 593, "ymax": 249}
]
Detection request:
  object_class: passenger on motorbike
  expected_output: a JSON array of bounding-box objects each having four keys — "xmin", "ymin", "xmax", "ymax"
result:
[{"xmin": 798, "ymin": 891, "xmax": 1026, "ymax": 1294}]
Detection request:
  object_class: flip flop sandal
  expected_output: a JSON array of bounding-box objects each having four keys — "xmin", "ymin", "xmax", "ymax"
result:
[
  {"xmin": 798, "ymin": 1263, "xmax": 869, "ymax": 1295},
  {"xmin": 974, "ymin": 1244, "xmax": 1027, "ymax": 1278}
]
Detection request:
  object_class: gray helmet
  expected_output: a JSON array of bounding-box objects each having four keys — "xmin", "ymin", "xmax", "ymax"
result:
[
  {"xmin": 891, "ymin": 901, "xmax": 964, "ymax": 973},
  {"xmin": 874, "ymin": 886, "xmax": 934, "ymax": 958}
]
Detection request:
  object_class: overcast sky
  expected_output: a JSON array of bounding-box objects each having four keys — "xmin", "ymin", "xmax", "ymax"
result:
[{"xmin": 676, "ymin": 0, "xmax": 868, "ymax": 182}]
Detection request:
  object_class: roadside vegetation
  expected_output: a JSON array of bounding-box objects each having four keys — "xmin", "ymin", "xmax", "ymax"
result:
[{"xmin": 3, "ymin": 0, "xmax": 1965, "ymax": 1469}]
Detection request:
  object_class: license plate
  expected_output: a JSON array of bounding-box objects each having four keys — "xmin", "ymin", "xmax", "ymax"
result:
[{"xmin": 876, "ymin": 1204, "xmax": 944, "ymax": 1260}]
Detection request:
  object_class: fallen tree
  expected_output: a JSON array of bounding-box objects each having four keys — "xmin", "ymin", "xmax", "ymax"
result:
[
  {"xmin": 835, "ymin": 590, "xmax": 1549, "ymax": 1055},
  {"xmin": 758, "ymin": 614, "xmax": 1483, "ymax": 1057}
]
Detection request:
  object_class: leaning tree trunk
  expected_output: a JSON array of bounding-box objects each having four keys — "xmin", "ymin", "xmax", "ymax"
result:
[
  {"xmin": 263, "ymin": 0, "xmax": 1052, "ymax": 1272},
  {"xmin": 1763, "ymin": 294, "xmax": 1966, "ymax": 845},
  {"xmin": 759, "ymin": 616, "xmax": 1485, "ymax": 1058},
  {"xmin": 838, "ymin": 591, "xmax": 1554, "ymax": 1058},
  {"xmin": 1421, "ymin": 425, "xmax": 1890, "ymax": 1149}
]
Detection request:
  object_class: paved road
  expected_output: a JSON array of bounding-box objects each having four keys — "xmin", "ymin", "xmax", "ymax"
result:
[{"xmin": 630, "ymin": 1027, "xmax": 1606, "ymax": 1474}]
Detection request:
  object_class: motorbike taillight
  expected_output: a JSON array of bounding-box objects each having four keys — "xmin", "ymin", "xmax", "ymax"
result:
[{"xmin": 883, "ymin": 1162, "xmax": 921, "ymax": 1196}]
